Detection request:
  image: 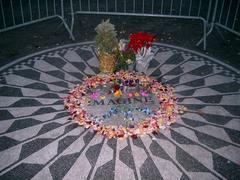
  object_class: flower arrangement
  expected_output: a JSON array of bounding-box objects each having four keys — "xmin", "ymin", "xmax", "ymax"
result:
[
  {"xmin": 64, "ymin": 71, "xmax": 184, "ymax": 139},
  {"xmin": 128, "ymin": 32, "xmax": 155, "ymax": 73},
  {"xmin": 127, "ymin": 32, "xmax": 155, "ymax": 56},
  {"xmin": 95, "ymin": 19, "xmax": 118, "ymax": 73},
  {"xmin": 114, "ymin": 39, "xmax": 136, "ymax": 71},
  {"xmin": 115, "ymin": 32, "xmax": 155, "ymax": 72},
  {"xmin": 95, "ymin": 19, "xmax": 118, "ymax": 54},
  {"xmin": 95, "ymin": 19, "xmax": 155, "ymax": 73}
]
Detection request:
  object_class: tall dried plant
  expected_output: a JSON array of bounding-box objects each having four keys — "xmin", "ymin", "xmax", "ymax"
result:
[{"xmin": 95, "ymin": 19, "xmax": 118, "ymax": 54}]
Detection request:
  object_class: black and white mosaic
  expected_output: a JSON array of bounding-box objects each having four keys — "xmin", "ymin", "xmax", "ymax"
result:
[{"xmin": 0, "ymin": 42, "xmax": 239, "ymax": 180}]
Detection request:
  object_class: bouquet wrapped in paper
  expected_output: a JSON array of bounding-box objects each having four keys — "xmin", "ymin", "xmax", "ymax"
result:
[{"xmin": 127, "ymin": 32, "xmax": 155, "ymax": 73}]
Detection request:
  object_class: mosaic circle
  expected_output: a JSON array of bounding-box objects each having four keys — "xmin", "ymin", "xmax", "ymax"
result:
[
  {"xmin": 0, "ymin": 42, "xmax": 239, "ymax": 179},
  {"xmin": 64, "ymin": 71, "xmax": 181, "ymax": 138}
]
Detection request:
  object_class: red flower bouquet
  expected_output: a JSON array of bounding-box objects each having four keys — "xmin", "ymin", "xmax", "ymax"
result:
[
  {"xmin": 115, "ymin": 32, "xmax": 155, "ymax": 72},
  {"xmin": 127, "ymin": 32, "xmax": 155, "ymax": 73},
  {"xmin": 127, "ymin": 32, "xmax": 155, "ymax": 54}
]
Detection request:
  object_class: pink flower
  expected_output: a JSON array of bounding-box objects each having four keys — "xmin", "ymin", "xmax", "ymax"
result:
[
  {"xmin": 90, "ymin": 91, "xmax": 100, "ymax": 100},
  {"xmin": 128, "ymin": 92, "xmax": 134, "ymax": 97},
  {"xmin": 140, "ymin": 90, "xmax": 149, "ymax": 97}
]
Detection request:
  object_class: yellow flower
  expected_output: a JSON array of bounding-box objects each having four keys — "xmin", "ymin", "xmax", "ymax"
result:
[
  {"xmin": 114, "ymin": 90, "xmax": 122, "ymax": 97},
  {"xmin": 134, "ymin": 92, "xmax": 140, "ymax": 97},
  {"xmin": 166, "ymin": 106, "xmax": 173, "ymax": 115},
  {"xmin": 100, "ymin": 96, "xmax": 106, "ymax": 100},
  {"xmin": 157, "ymin": 118, "xmax": 163, "ymax": 126}
]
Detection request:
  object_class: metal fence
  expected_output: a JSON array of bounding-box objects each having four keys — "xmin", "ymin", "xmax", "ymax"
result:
[
  {"xmin": 214, "ymin": 0, "xmax": 240, "ymax": 36},
  {"xmin": 0, "ymin": 0, "xmax": 74, "ymax": 39},
  {"xmin": 0, "ymin": 0, "xmax": 239, "ymax": 50},
  {"xmin": 70, "ymin": 0, "xmax": 212, "ymax": 50}
]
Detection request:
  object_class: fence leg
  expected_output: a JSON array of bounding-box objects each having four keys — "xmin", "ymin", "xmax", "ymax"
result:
[
  {"xmin": 196, "ymin": 22, "xmax": 215, "ymax": 50},
  {"xmin": 196, "ymin": 20, "xmax": 208, "ymax": 51},
  {"xmin": 70, "ymin": 14, "xmax": 75, "ymax": 34},
  {"xmin": 63, "ymin": 20, "xmax": 75, "ymax": 40},
  {"xmin": 196, "ymin": 20, "xmax": 207, "ymax": 50},
  {"xmin": 197, "ymin": 0, "xmax": 219, "ymax": 50},
  {"xmin": 203, "ymin": 20, "xmax": 207, "ymax": 50},
  {"xmin": 70, "ymin": 0, "xmax": 75, "ymax": 33},
  {"xmin": 59, "ymin": 0, "xmax": 75, "ymax": 40},
  {"xmin": 58, "ymin": 16, "xmax": 75, "ymax": 40}
]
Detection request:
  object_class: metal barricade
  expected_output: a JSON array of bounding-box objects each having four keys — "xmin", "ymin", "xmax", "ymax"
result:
[
  {"xmin": 70, "ymin": 0, "xmax": 215, "ymax": 50},
  {"xmin": 196, "ymin": 0, "xmax": 240, "ymax": 46},
  {"xmin": 0, "ymin": 0, "xmax": 239, "ymax": 50},
  {"xmin": 214, "ymin": 0, "xmax": 240, "ymax": 36},
  {"xmin": 0, "ymin": 0, "xmax": 74, "ymax": 40}
]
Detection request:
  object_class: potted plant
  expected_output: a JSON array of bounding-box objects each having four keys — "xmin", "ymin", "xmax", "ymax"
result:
[{"xmin": 95, "ymin": 19, "xmax": 118, "ymax": 73}]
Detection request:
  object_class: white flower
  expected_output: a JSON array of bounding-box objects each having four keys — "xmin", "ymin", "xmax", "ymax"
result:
[
  {"xmin": 126, "ymin": 59, "xmax": 133, "ymax": 64},
  {"xmin": 118, "ymin": 39, "xmax": 126, "ymax": 51}
]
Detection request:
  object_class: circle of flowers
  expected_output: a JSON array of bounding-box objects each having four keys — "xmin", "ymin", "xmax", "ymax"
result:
[{"xmin": 64, "ymin": 71, "xmax": 180, "ymax": 139}]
